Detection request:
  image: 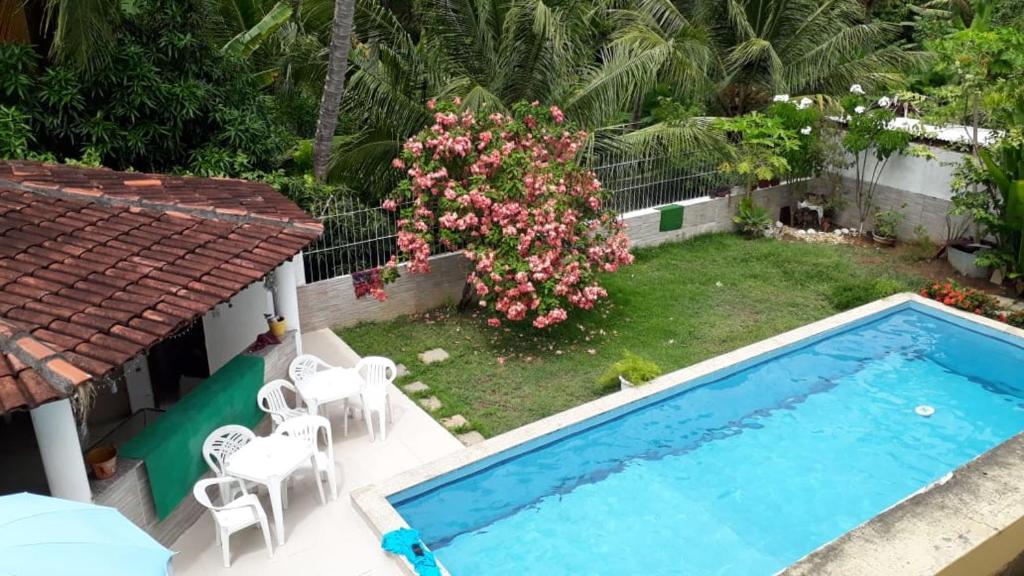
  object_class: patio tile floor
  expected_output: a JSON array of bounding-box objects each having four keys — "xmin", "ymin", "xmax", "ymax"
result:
[{"xmin": 170, "ymin": 329, "xmax": 463, "ymax": 576}]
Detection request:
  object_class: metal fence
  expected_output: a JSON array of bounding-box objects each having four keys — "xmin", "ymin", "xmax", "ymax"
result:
[
  {"xmin": 594, "ymin": 151, "xmax": 728, "ymax": 214},
  {"xmin": 302, "ymin": 196, "xmax": 408, "ymax": 284},
  {"xmin": 303, "ymin": 152, "xmax": 727, "ymax": 284}
]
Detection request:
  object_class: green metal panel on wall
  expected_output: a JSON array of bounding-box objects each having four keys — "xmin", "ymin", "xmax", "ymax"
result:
[{"xmin": 657, "ymin": 204, "xmax": 684, "ymax": 232}]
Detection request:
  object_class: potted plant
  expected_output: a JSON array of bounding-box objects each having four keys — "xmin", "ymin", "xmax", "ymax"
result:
[
  {"xmin": 947, "ymin": 133, "xmax": 1024, "ymax": 279},
  {"xmin": 85, "ymin": 445, "xmax": 118, "ymax": 480},
  {"xmin": 872, "ymin": 205, "xmax": 905, "ymax": 246},
  {"xmin": 599, "ymin": 352, "xmax": 661, "ymax": 391}
]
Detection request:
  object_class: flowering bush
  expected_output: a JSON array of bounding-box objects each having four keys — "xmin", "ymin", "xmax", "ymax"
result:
[
  {"xmin": 920, "ymin": 281, "xmax": 999, "ymax": 316},
  {"xmin": 919, "ymin": 280, "xmax": 1024, "ymax": 328},
  {"xmin": 383, "ymin": 100, "xmax": 634, "ymax": 329},
  {"xmin": 841, "ymin": 85, "xmax": 931, "ymax": 231}
]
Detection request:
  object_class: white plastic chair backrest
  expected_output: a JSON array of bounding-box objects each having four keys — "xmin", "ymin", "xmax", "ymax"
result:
[
  {"xmin": 355, "ymin": 356, "xmax": 396, "ymax": 395},
  {"xmin": 257, "ymin": 379, "xmax": 301, "ymax": 424},
  {"xmin": 275, "ymin": 415, "xmax": 333, "ymax": 461},
  {"xmin": 289, "ymin": 354, "xmax": 331, "ymax": 384},
  {"xmin": 203, "ymin": 425, "xmax": 255, "ymax": 476},
  {"xmin": 193, "ymin": 476, "xmax": 247, "ymax": 511}
]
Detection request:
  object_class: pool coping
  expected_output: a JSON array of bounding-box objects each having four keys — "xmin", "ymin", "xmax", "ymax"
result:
[{"xmin": 352, "ymin": 293, "xmax": 1024, "ymax": 575}]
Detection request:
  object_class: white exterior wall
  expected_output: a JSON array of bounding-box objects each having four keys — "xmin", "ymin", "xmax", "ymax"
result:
[
  {"xmin": 840, "ymin": 144, "xmax": 964, "ymax": 201},
  {"xmin": 202, "ymin": 281, "xmax": 273, "ymax": 373}
]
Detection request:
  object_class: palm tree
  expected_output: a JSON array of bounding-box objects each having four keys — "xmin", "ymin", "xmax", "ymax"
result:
[
  {"xmin": 312, "ymin": 0, "xmax": 357, "ymax": 181},
  {"xmin": 327, "ymin": 0, "xmax": 726, "ymax": 197},
  {"xmin": 594, "ymin": 0, "xmax": 919, "ymax": 116}
]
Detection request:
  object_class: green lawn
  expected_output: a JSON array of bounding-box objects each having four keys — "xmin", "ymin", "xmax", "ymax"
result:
[{"xmin": 339, "ymin": 234, "xmax": 924, "ymax": 437}]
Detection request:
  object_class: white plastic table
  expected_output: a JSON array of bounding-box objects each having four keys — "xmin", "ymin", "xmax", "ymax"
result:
[
  {"xmin": 224, "ymin": 434, "xmax": 316, "ymax": 546},
  {"xmin": 295, "ymin": 367, "xmax": 365, "ymax": 434}
]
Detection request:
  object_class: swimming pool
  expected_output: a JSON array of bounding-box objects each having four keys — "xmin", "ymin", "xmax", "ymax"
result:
[{"xmin": 369, "ymin": 296, "xmax": 1024, "ymax": 575}]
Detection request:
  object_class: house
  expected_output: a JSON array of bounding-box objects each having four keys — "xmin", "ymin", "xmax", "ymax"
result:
[{"xmin": 0, "ymin": 160, "xmax": 321, "ymax": 543}]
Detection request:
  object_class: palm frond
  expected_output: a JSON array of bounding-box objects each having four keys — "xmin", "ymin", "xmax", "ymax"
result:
[{"xmin": 222, "ymin": 1, "xmax": 293, "ymax": 57}]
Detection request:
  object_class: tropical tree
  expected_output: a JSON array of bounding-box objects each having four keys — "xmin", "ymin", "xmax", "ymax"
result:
[
  {"xmin": 594, "ymin": 0, "xmax": 920, "ymax": 116},
  {"xmin": 312, "ymin": 0, "xmax": 357, "ymax": 181},
  {"xmin": 329, "ymin": 0, "xmax": 726, "ymax": 198},
  {"xmin": 0, "ymin": 0, "xmax": 289, "ymax": 174}
]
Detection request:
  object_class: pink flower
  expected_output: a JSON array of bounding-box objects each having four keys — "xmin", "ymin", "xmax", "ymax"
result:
[
  {"xmin": 382, "ymin": 199, "xmax": 398, "ymax": 211},
  {"xmin": 426, "ymin": 99, "xmax": 436, "ymax": 110},
  {"xmin": 389, "ymin": 98, "xmax": 633, "ymax": 329}
]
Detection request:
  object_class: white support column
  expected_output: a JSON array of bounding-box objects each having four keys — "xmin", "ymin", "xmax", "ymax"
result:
[
  {"xmin": 273, "ymin": 257, "xmax": 302, "ymax": 355},
  {"xmin": 30, "ymin": 399, "xmax": 91, "ymax": 502}
]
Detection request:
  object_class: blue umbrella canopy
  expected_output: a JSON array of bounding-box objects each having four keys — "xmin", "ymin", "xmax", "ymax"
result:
[{"xmin": 0, "ymin": 492, "xmax": 172, "ymax": 576}]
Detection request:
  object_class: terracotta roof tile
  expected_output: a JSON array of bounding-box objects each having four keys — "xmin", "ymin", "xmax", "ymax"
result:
[{"xmin": 0, "ymin": 160, "xmax": 320, "ymax": 413}]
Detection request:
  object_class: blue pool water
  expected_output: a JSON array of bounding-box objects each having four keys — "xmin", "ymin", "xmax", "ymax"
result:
[{"xmin": 392, "ymin": 304, "xmax": 1024, "ymax": 575}]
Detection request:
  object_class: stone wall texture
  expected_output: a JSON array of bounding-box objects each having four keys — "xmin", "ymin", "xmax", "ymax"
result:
[
  {"xmin": 622, "ymin": 185, "xmax": 796, "ymax": 248},
  {"xmin": 298, "ymin": 252, "xmax": 471, "ymax": 331},
  {"xmin": 830, "ymin": 178, "xmax": 958, "ymax": 242}
]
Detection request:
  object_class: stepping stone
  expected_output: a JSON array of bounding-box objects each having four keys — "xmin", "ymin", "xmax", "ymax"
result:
[
  {"xmin": 418, "ymin": 348, "xmax": 450, "ymax": 364},
  {"xmin": 403, "ymin": 381, "xmax": 430, "ymax": 394},
  {"xmin": 418, "ymin": 396, "xmax": 442, "ymax": 412},
  {"xmin": 396, "ymin": 363, "xmax": 409, "ymax": 377},
  {"xmin": 441, "ymin": 414, "xmax": 468, "ymax": 430},
  {"xmin": 457, "ymin": 431, "xmax": 485, "ymax": 446}
]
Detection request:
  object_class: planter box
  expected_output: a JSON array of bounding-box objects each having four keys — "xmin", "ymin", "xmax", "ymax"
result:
[{"xmin": 948, "ymin": 245, "xmax": 990, "ymax": 278}]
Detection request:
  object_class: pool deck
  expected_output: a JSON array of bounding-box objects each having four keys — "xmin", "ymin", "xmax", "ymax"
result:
[
  {"xmin": 354, "ymin": 293, "xmax": 1024, "ymax": 576},
  {"xmin": 170, "ymin": 329, "xmax": 464, "ymax": 576}
]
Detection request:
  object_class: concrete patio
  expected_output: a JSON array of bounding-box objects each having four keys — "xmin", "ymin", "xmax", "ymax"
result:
[{"xmin": 170, "ymin": 329, "xmax": 463, "ymax": 576}]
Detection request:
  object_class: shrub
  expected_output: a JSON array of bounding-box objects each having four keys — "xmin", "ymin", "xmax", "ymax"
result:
[
  {"xmin": 920, "ymin": 281, "xmax": 999, "ymax": 316},
  {"xmin": 598, "ymin": 353, "xmax": 661, "ymax": 390},
  {"xmin": 733, "ymin": 196, "xmax": 773, "ymax": 238},
  {"xmin": 873, "ymin": 205, "xmax": 906, "ymax": 239},
  {"xmin": 827, "ymin": 277, "xmax": 907, "ymax": 310},
  {"xmin": 0, "ymin": 0, "xmax": 289, "ymax": 175},
  {"xmin": 383, "ymin": 100, "xmax": 634, "ymax": 329}
]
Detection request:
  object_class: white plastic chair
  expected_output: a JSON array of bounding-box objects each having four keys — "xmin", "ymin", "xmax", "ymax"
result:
[
  {"xmin": 289, "ymin": 353, "xmax": 358, "ymax": 430},
  {"xmin": 288, "ymin": 354, "xmax": 333, "ymax": 385},
  {"xmin": 355, "ymin": 356, "xmax": 396, "ymax": 441},
  {"xmin": 274, "ymin": 415, "xmax": 337, "ymax": 502},
  {"xmin": 193, "ymin": 477, "xmax": 273, "ymax": 568},
  {"xmin": 203, "ymin": 425, "xmax": 255, "ymax": 503},
  {"xmin": 257, "ymin": 379, "xmax": 306, "ymax": 429}
]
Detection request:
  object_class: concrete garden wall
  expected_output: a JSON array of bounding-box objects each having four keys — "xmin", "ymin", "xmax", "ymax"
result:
[
  {"xmin": 622, "ymin": 184, "xmax": 796, "ymax": 248},
  {"xmin": 827, "ymin": 144, "xmax": 968, "ymax": 242},
  {"xmin": 296, "ymin": 185, "xmax": 795, "ymax": 330},
  {"xmin": 297, "ymin": 252, "xmax": 470, "ymax": 331}
]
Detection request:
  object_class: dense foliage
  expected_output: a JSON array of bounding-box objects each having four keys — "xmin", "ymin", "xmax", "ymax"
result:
[
  {"xmin": 0, "ymin": 0, "xmax": 289, "ymax": 175},
  {"xmin": 384, "ymin": 100, "xmax": 634, "ymax": 328}
]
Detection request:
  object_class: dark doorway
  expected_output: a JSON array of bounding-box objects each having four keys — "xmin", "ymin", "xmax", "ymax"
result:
[{"xmin": 147, "ymin": 322, "xmax": 210, "ymax": 408}]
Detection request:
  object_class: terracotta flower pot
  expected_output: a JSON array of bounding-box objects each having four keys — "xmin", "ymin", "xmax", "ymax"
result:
[{"xmin": 85, "ymin": 446, "xmax": 118, "ymax": 480}]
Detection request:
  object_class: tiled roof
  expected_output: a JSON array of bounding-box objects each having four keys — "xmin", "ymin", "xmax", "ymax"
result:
[{"xmin": 0, "ymin": 161, "xmax": 322, "ymax": 414}]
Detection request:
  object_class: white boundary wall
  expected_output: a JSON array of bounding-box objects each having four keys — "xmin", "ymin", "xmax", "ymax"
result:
[
  {"xmin": 296, "ymin": 185, "xmax": 795, "ymax": 331},
  {"xmin": 832, "ymin": 145, "xmax": 968, "ymax": 241}
]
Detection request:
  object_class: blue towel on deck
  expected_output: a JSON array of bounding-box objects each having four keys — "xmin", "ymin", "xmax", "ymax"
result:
[{"xmin": 381, "ymin": 528, "xmax": 442, "ymax": 576}]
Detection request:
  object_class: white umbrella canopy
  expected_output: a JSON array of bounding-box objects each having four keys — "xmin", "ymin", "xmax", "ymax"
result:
[{"xmin": 0, "ymin": 492, "xmax": 172, "ymax": 576}]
